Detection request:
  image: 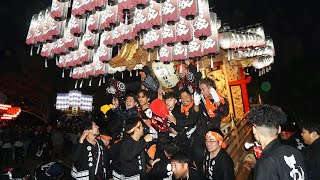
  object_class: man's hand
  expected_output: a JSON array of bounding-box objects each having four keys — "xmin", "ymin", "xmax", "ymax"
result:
[
  {"xmin": 167, "ymin": 115, "xmax": 177, "ymax": 125},
  {"xmin": 79, "ymin": 130, "xmax": 90, "ymax": 143},
  {"xmin": 150, "ymin": 158, "xmax": 161, "ymax": 167},
  {"xmin": 144, "ymin": 134, "xmax": 153, "ymax": 142}
]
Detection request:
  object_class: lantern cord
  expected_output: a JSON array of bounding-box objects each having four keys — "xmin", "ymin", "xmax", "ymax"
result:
[
  {"xmin": 69, "ymin": 68, "xmax": 73, "ymax": 77},
  {"xmin": 148, "ymin": 51, "xmax": 151, "ymax": 62},
  {"xmin": 80, "ymin": 79, "xmax": 84, "ymax": 88},
  {"xmin": 56, "ymin": 56, "xmax": 59, "ymax": 65},
  {"xmin": 227, "ymin": 50, "xmax": 230, "ymax": 61},
  {"xmin": 136, "ymin": 70, "xmax": 139, "ymax": 76},
  {"xmin": 98, "ymin": 76, "xmax": 102, "ymax": 86},
  {"xmin": 196, "ymin": 60, "xmax": 199, "ymax": 72},
  {"xmin": 156, "ymin": 49, "xmax": 159, "ymax": 60},
  {"xmin": 136, "ymin": 39, "xmax": 139, "ymax": 49},
  {"xmin": 30, "ymin": 46, "xmax": 33, "ymax": 56},
  {"xmin": 45, "ymin": 58, "xmax": 48, "ymax": 68},
  {"xmin": 130, "ymin": 70, "xmax": 132, "ymax": 77},
  {"xmin": 75, "ymin": 80, "xmax": 78, "ymax": 89},
  {"xmin": 210, "ymin": 56, "xmax": 214, "ymax": 68},
  {"xmin": 113, "ymin": 73, "xmax": 114, "ymax": 79},
  {"xmin": 89, "ymin": 77, "xmax": 92, "ymax": 87},
  {"xmin": 62, "ymin": 69, "xmax": 65, "ymax": 78},
  {"xmin": 103, "ymin": 76, "xmax": 106, "ymax": 83},
  {"xmin": 231, "ymin": 50, "xmax": 234, "ymax": 59},
  {"xmin": 122, "ymin": 72, "xmax": 124, "ymax": 79},
  {"xmin": 37, "ymin": 45, "xmax": 41, "ymax": 54},
  {"xmin": 118, "ymin": 45, "xmax": 120, "ymax": 55}
]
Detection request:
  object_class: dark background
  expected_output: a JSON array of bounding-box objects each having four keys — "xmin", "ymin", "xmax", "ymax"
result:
[{"xmin": 0, "ymin": 0, "xmax": 318, "ymax": 123}]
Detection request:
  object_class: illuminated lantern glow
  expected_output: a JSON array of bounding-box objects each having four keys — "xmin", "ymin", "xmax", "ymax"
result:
[
  {"xmin": 202, "ymin": 12, "xmax": 219, "ymax": 56},
  {"xmin": 56, "ymin": 91, "xmax": 93, "ymax": 111},
  {"xmin": 26, "ymin": 14, "xmax": 38, "ymax": 45},
  {"xmin": 71, "ymin": 0, "xmax": 86, "ymax": 18},
  {"xmin": 173, "ymin": 42, "xmax": 188, "ymax": 60},
  {"xmin": 50, "ymin": 0, "xmax": 69, "ymax": 20},
  {"xmin": 120, "ymin": 23, "xmax": 135, "ymax": 43},
  {"xmin": 132, "ymin": 0, "xmax": 150, "ymax": 9},
  {"xmin": 118, "ymin": 0, "xmax": 134, "ymax": 14},
  {"xmin": 188, "ymin": 38, "xmax": 202, "ymax": 59},
  {"xmin": 87, "ymin": 12, "xmax": 102, "ymax": 33}
]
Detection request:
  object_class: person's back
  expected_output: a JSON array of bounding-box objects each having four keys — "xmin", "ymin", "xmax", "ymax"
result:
[{"xmin": 254, "ymin": 139, "xmax": 306, "ymax": 180}]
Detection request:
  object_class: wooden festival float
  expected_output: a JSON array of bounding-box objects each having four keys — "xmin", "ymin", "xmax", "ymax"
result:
[{"xmin": 26, "ymin": 0, "xmax": 275, "ymax": 178}]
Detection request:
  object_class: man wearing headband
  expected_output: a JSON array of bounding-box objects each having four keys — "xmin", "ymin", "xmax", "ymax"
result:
[
  {"xmin": 248, "ymin": 104, "xmax": 306, "ymax": 180},
  {"xmin": 173, "ymin": 59, "xmax": 202, "ymax": 95},
  {"xmin": 204, "ymin": 129, "xmax": 235, "ymax": 180},
  {"xmin": 117, "ymin": 117, "xmax": 154, "ymax": 180}
]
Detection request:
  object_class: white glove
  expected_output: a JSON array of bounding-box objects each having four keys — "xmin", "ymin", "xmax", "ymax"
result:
[
  {"xmin": 193, "ymin": 92, "xmax": 201, "ymax": 105},
  {"xmin": 209, "ymin": 88, "xmax": 220, "ymax": 103}
]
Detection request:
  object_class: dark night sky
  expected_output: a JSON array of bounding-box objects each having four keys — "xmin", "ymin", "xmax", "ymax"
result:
[{"xmin": 0, "ymin": 0, "xmax": 318, "ymax": 121}]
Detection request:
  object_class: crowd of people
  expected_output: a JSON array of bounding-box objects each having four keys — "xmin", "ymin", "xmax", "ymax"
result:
[{"xmin": 0, "ymin": 61, "xmax": 318, "ymax": 180}]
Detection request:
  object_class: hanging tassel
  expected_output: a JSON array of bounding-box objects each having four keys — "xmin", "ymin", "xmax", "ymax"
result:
[
  {"xmin": 62, "ymin": 69, "xmax": 65, "ymax": 78},
  {"xmin": 184, "ymin": 45, "xmax": 188, "ymax": 58},
  {"xmin": 210, "ymin": 56, "xmax": 214, "ymax": 68},
  {"xmin": 30, "ymin": 46, "xmax": 33, "ymax": 56},
  {"xmin": 80, "ymin": 79, "xmax": 84, "ymax": 88},
  {"xmin": 69, "ymin": 68, "xmax": 73, "ymax": 77},
  {"xmin": 98, "ymin": 76, "xmax": 102, "ymax": 86},
  {"xmin": 89, "ymin": 77, "xmax": 92, "ymax": 86},
  {"xmin": 75, "ymin": 80, "xmax": 78, "ymax": 89},
  {"xmin": 130, "ymin": 70, "xmax": 132, "ymax": 77},
  {"xmin": 179, "ymin": 62, "xmax": 183, "ymax": 73},
  {"xmin": 45, "ymin": 58, "xmax": 48, "ymax": 68},
  {"xmin": 121, "ymin": 72, "xmax": 123, "ymax": 79},
  {"xmin": 103, "ymin": 76, "xmax": 106, "ymax": 83},
  {"xmin": 37, "ymin": 45, "xmax": 41, "ymax": 54},
  {"xmin": 196, "ymin": 60, "xmax": 199, "ymax": 72},
  {"xmin": 55, "ymin": 56, "xmax": 59, "ymax": 65},
  {"xmin": 113, "ymin": 73, "xmax": 114, "ymax": 79},
  {"xmin": 148, "ymin": 52, "xmax": 151, "ymax": 62},
  {"xmin": 231, "ymin": 50, "xmax": 234, "ymax": 59},
  {"xmin": 136, "ymin": 70, "xmax": 138, "ymax": 76},
  {"xmin": 258, "ymin": 69, "xmax": 261, "ymax": 76},
  {"xmin": 136, "ymin": 39, "xmax": 139, "ymax": 49},
  {"xmin": 156, "ymin": 49, "xmax": 159, "ymax": 60},
  {"xmin": 140, "ymin": 34, "xmax": 143, "ymax": 45},
  {"xmin": 227, "ymin": 50, "xmax": 230, "ymax": 61},
  {"xmin": 123, "ymin": 43, "xmax": 127, "ymax": 55}
]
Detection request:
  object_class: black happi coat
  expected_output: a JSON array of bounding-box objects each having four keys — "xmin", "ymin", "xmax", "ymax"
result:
[
  {"xmin": 254, "ymin": 139, "xmax": 307, "ymax": 180},
  {"xmin": 303, "ymin": 137, "xmax": 320, "ymax": 180},
  {"xmin": 204, "ymin": 149, "xmax": 235, "ymax": 180},
  {"xmin": 71, "ymin": 139, "xmax": 107, "ymax": 180},
  {"xmin": 119, "ymin": 136, "xmax": 151, "ymax": 179}
]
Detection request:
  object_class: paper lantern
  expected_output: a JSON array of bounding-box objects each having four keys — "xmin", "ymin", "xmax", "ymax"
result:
[
  {"xmin": 72, "ymin": 67, "xmax": 80, "ymax": 79},
  {"xmin": 162, "ymin": 24, "xmax": 177, "ymax": 46},
  {"xmin": 64, "ymin": 25, "xmax": 80, "ymax": 50},
  {"xmin": 100, "ymin": 30, "xmax": 114, "ymax": 47},
  {"xmin": 82, "ymin": 28, "xmax": 100, "ymax": 49},
  {"xmin": 193, "ymin": 0, "xmax": 211, "ymax": 40},
  {"xmin": 179, "ymin": 0, "xmax": 198, "ymax": 20},
  {"xmin": 40, "ymin": 43, "xmax": 54, "ymax": 58},
  {"xmin": 162, "ymin": 0, "xmax": 180, "ymax": 25},
  {"xmin": 133, "ymin": 8, "xmax": 150, "ymax": 35},
  {"xmin": 151, "ymin": 61, "xmax": 179, "ymax": 88},
  {"xmin": 26, "ymin": 14, "xmax": 38, "ymax": 46},
  {"xmin": 57, "ymin": 55, "xmax": 67, "ymax": 68},
  {"xmin": 202, "ymin": 12, "xmax": 219, "ymax": 56},
  {"xmin": 79, "ymin": 42, "xmax": 93, "ymax": 64},
  {"xmin": 149, "ymin": 98, "xmax": 170, "ymax": 118},
  {"xmin": 176, "ymin": 17, "xmax": 192, "ymax": 45},
  {"xmin": 173, "ymin": 42, "xmax": 188, "ymax": 60},
  {"xmin": 87, "ymin": 12, "xmax": 102, "ymax": 33},
  {"xmin": 71, "ymin": 0, "xmax": 86, "ymax": 17},
  {"xmin": 159, "ymin": 45, "xmax": 173, "ymax": 63},
  {"xmin": 188, "ymin": 38, "xmax": 202, "ymax": 59},
  {"xmin": 96, "ymin": 44, "xmax": 112, "ymax": 62},
  {"xmin": 50, "ymin": 0, "xmax": 68, "ymax": 20},
  {"xmin": 120, "ymin": 23, "xmax": 135, "ymax": 43},
  {"xmin": 148, "ymin": 0, "xmax": 162, "ymax": 30},
  {"xmin": 34, "ymin": 10, "xmax": 45, "ymax": 44}
]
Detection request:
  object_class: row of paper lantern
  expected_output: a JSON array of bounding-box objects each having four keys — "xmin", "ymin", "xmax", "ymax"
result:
[
  {"xmin": 56, "ymin": 91, "xmax": 93, "ymax": 111},
  {"xmin": 26, "ymin": 0, "xmax": 276, "ymax": 83}
]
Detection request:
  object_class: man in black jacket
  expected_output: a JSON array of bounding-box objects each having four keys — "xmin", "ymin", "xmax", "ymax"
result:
[
  {"xmin": 301, "ymin": 120, "xmax": 320, "ymax": 180},
  {"xmin": 71, "ymin": 120, "xmax": 108, "ymax": 180},
  {"xmin": 248, "ymin": 104, "xmax": 307, "ymax": 180}
]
